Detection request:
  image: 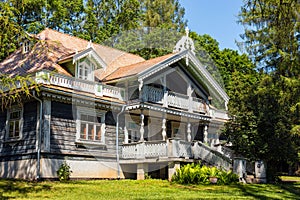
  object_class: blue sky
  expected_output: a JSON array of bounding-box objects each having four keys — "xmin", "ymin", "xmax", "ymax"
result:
[{"xmin": 179, "ymin": 0, "xmax": 244, "ymax": 51}]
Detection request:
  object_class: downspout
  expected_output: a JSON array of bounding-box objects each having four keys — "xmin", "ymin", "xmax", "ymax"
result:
[
  {"xmin": 116, "ymin": 105, "xmax": 126, "ymax": 179},
  {"xmin": 32, "ymin": 91, "xmax": 42, "ymax": 180}
]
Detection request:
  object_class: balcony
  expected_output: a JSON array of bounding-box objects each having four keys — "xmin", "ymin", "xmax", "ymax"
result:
[
  {"xmin": 35, "ymin": 70, "xmax": 125, "ymax": 101},
  {"xmin": 142, "ymin": 85, "xmax": 209, "ymax": 114},
  {"xmin": 122, "ymin": 139, "xmax": 232, "ymax": 170}
]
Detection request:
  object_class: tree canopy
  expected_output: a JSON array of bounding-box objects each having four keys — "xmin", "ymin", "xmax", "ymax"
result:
[{"xmin": 222, "ymin": 0, "xmax": 300, "ymax": 180}]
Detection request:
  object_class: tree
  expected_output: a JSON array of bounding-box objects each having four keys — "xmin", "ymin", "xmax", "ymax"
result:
[
  {"xmin": 223, "ymin": 0, "xmax": 300, "ymax": 180},
  {"xmin": 141, "ymin": 0, "xmax": 186, "ymax": 31},
  {"xmin": 239, "ymin": 0, "xmax": 300, "ymax": 76},
  {"xmin": 0, "ymin": 1, "xmax": 24, "ymax": 61},
  {"xmin": 190, "ymin": 32, "xmax": 257, "ymax": 96},
  {"xmin": 0, "ymin": 74, "xmax": 40, "ymax": 110}
]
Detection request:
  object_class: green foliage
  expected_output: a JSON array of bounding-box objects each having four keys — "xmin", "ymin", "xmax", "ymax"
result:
[
  {"xmin": 239, "ymin": 0, "xmax": 300, "ymax": 76},
  {"xmin": 222, "ymin": 0, "xmax": 300, "ymax": 180},
  {"xmin": 0, "ymin": 1, "xmax": 25, "ymax": 61},
  {"xmin": 172, "ymin": 163, "xmax": 238, "ymax": 185},
  {"xmin": 223, "ymin": 74, "xmax": 300, "ymax": 179},
  {"xmin": 0, "ymin": 0, "xmax": 187, "ymax": 61},
  {"xmin": 57, "ymin": 161, "xmax": 72, "ymax": 182},
  {"xmin": 0, "ymin": 74, "xmax": 40, "ymax": 110}
]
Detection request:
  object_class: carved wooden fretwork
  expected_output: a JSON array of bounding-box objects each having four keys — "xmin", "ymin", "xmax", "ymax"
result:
[{"xmin": 173, "ymin": 27, "xmax": 195, "ymax": 55}]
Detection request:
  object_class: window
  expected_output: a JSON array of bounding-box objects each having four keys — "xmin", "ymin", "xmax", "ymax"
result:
[
  {"xmin": 77, "ymin": 58, "xmax": 95, "ymax": 81},
  {"xmin": 6, "ymin": 106, "xmax": 23, "ymax": 140},
  {"xmin": 22, "ymin": 41, "xmax": 31, "ymax": 53},
  {"xmin": 76, "ymin": 108, "xmax": 105, "ymax": 144},
  {"xmin": 127, "ymin": 122, "xmax": 139, "ymax": 143}
]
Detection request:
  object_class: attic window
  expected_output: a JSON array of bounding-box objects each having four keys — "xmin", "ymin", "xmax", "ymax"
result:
[
  {"xmin": 22, "ymin": 41, "xmax": 31, "ymax": 53},
  {"xmin": 77, "ymin": 58, "xmax": 95, "ymax": 81}
]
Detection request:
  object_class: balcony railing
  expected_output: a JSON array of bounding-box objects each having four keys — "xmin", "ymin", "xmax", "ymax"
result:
[
  {"xmin": 35, "ymin": 70, "xmax": 125, "ymax": 101},
  {"xmin": 122, "ymin": 139, "xmax": 193, "ymax": 160},
  {"xmin": 122, "ymin": 139, "xmax": 232, "ymax": 170},
  {"xmin": 122, "ymin": 141, "xmax": 168, "ymax": 159},
  {"xmin": 142, "ymin": 85, "xmax": 208, "ymax": 114}
]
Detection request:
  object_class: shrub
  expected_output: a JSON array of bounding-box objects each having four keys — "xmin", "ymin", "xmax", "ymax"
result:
[
  {"xmin": 172, "ymin": 163, "xmax": 238, "ymax": 185},
  {"xmin": 57, "ymin": 161, "xmax": 72, "ymax": 182}
]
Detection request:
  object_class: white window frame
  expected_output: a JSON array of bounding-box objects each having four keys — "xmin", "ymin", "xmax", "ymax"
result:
[
  {"xmin": 127, "ymin": 121, "xmax": 139, "ymax": 143},
  {"xmin": 5, "ymin": 105, "xmax": 23, "ymax": 141},
  {"xmin": 76, "ymin": 58, "xmax": 95, "ymax": 81},
  {"xmin": 22, "ymin": 41, "xmax": 31, "ymax": 54},
  {"xmin": 75, "ymin": 107, "xmax": 106, "ymax": 145}
]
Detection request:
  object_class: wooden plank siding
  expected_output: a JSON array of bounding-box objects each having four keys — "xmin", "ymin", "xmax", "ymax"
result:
[
  {"xmin": 0, "ymin": 101, "xmax": 38, "ymax": 158},
  {"xmin": 0, "ymin": 110, "xmax": 6, "ymax": 141},
  {"xmin": 50, "ymin": 101, "xmax": 123, "ymax": 159}
]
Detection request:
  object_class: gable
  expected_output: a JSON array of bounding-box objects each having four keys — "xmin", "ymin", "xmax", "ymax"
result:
[
  {"xmin": 73, "ymin": 47, "xmax": 106, "ymax": 70},
  {"xmin": 116, "ymin": 50, "xmax": 229, "ymax": 110}
]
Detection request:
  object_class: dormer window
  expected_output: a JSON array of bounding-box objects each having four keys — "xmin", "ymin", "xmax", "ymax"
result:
[
  {"xmin": 77, "ymin": 58, "xmax": 95, "ymax": 81},
  {"xmin": 73, "ymin": 47, "xmax": 107, "ymax": 82}
]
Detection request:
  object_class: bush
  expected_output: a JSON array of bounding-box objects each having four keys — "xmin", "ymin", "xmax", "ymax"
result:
[
  {"xmin": 57, "ymin": 161, "xmax": 72, "ymax": 182},
  {"xmin": 172, "ymin": 163, "xmax": 238, "ymax": 185}
]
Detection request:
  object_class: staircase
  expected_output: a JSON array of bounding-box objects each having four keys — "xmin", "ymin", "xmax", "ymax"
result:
[{"xmin": 192, "ymin": 141, "xmax": 233, "ymax": 171}]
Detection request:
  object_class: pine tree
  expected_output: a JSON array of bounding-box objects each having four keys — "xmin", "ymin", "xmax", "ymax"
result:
[{"xmin": 239, "ymin": 0, "xmax": 300, "ymax": 76}]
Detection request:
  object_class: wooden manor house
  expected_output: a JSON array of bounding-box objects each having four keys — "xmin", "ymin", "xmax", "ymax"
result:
[{"xmin": 0, "ymin": 28, "xmax": 233, "ymax": 180}]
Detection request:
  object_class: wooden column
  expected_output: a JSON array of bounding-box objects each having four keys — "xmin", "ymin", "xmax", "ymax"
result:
[
  {"xmin": 124, "ymin": 126, "xmax": 128, "ymax": 143},
  {"xmin": 204, "ymin": 125, "xmax": 208, "ymax": 143},
  {"xmin": 162, "ymin": 75, "xmax": 168, "ymax": 107},
  {"xmin": 42, "ymin": 99, "xmax": 51, "ymax": 152},
  {"xmin": 162, "ymin": 113, "xmax": 167, "ymax": 141},
  {"xmin": 139, "ymin": 110, "xmax": 144, "ymax": 142},
  {"xmin": 187, "ymin": 120, "xmax": 191, "ymax": 142},
  {"xmin": 187, "ymin": 83, "xmax": 193, "ymax": 112}
]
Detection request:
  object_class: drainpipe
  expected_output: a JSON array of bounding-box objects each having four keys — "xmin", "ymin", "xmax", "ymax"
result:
[
  {"xmin": 116, "ymin": 105, "xmax": 126, "ymax": 179},
  {"xmin": 32, "ymin": 91, "xmax": 42, "ymax": 181}
]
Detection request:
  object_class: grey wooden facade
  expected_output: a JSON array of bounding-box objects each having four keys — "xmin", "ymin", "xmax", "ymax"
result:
[{"xmin": 0, "ymin": 28, "xmax": 232, "ymax": 180}]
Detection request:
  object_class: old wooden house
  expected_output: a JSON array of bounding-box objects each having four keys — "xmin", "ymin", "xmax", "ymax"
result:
[{"xmin": 0, "ymin": 29, "xmax": 232, "ymax": 180}]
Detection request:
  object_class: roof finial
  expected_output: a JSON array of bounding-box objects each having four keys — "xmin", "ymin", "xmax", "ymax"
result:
[
  {"xmin": 173, "ymin": 27, "xmax": 195, "ymax": 55},
  {"xmin": 87, "ymin": 40, "xmax": 93, "ymax": 49},
  {"xmin": 185, "ymin": 27, "xmax": 189, "ymax": 37}
]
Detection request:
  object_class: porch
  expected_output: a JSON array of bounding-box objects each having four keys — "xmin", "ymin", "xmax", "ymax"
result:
[{"xmin": 121, "ymin": 139, "xmax": 232, "ymax": 171}]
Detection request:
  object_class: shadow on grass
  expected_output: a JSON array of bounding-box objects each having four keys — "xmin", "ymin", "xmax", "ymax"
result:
[
  {"xmin": 236, "ymin": 182, "xmax": 300, "ymax": 200},
  {"xmin": 0, "ymin": 179, "xmax": 52, "ymax": 199},
  {"xmin": 279, "ymin": 182, "xmax": 300, "ymax": 198}
]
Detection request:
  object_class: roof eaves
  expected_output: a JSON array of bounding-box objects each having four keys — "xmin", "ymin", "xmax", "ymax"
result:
[
  {"xmin": 137, "ymin": 51, "xmax": 185, "ymax": 81},
  {"xmin": 187, "ymin": 51, "xmax": 229, "ymax": 103},
  {"xmin": 73, "ymin": 47, "xmax": 107, "ymax": 69}
]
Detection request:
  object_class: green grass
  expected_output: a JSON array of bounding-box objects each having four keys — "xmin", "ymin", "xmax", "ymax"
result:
[
  {"xmin": 280, "ymin": 176, "xmax": 300, "ymax": 182},
  {"xmin": 0, "ymin": 178, "xmax": 299, "ymax": 200}
]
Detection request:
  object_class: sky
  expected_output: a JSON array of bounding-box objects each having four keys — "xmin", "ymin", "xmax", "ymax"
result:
[{"xmin": 179, "ymin": 0, "xmax": 244, "ymax": 51}]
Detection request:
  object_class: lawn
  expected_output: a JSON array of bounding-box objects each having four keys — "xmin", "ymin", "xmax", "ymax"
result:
[{"xmin": 0, "ymin": 178, "xmax": 300, "ymax": 200}]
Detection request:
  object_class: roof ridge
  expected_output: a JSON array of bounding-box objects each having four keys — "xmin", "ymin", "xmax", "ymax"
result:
[{"xmin": 40, "ymin": 28, "xmax": 89, "ymax": 45}]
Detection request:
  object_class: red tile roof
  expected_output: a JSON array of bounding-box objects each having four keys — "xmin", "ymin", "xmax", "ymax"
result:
[
  {"xmin": 0, "ymin": 28, "xmax": 145, "ymax": 78},
  {"xmin": 103, "ymin": 53, "xmax": 176, "ymax": 82},
  {"xmin": 0, "ymin": 40, "xmax": 73, "ymax": 76}
]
